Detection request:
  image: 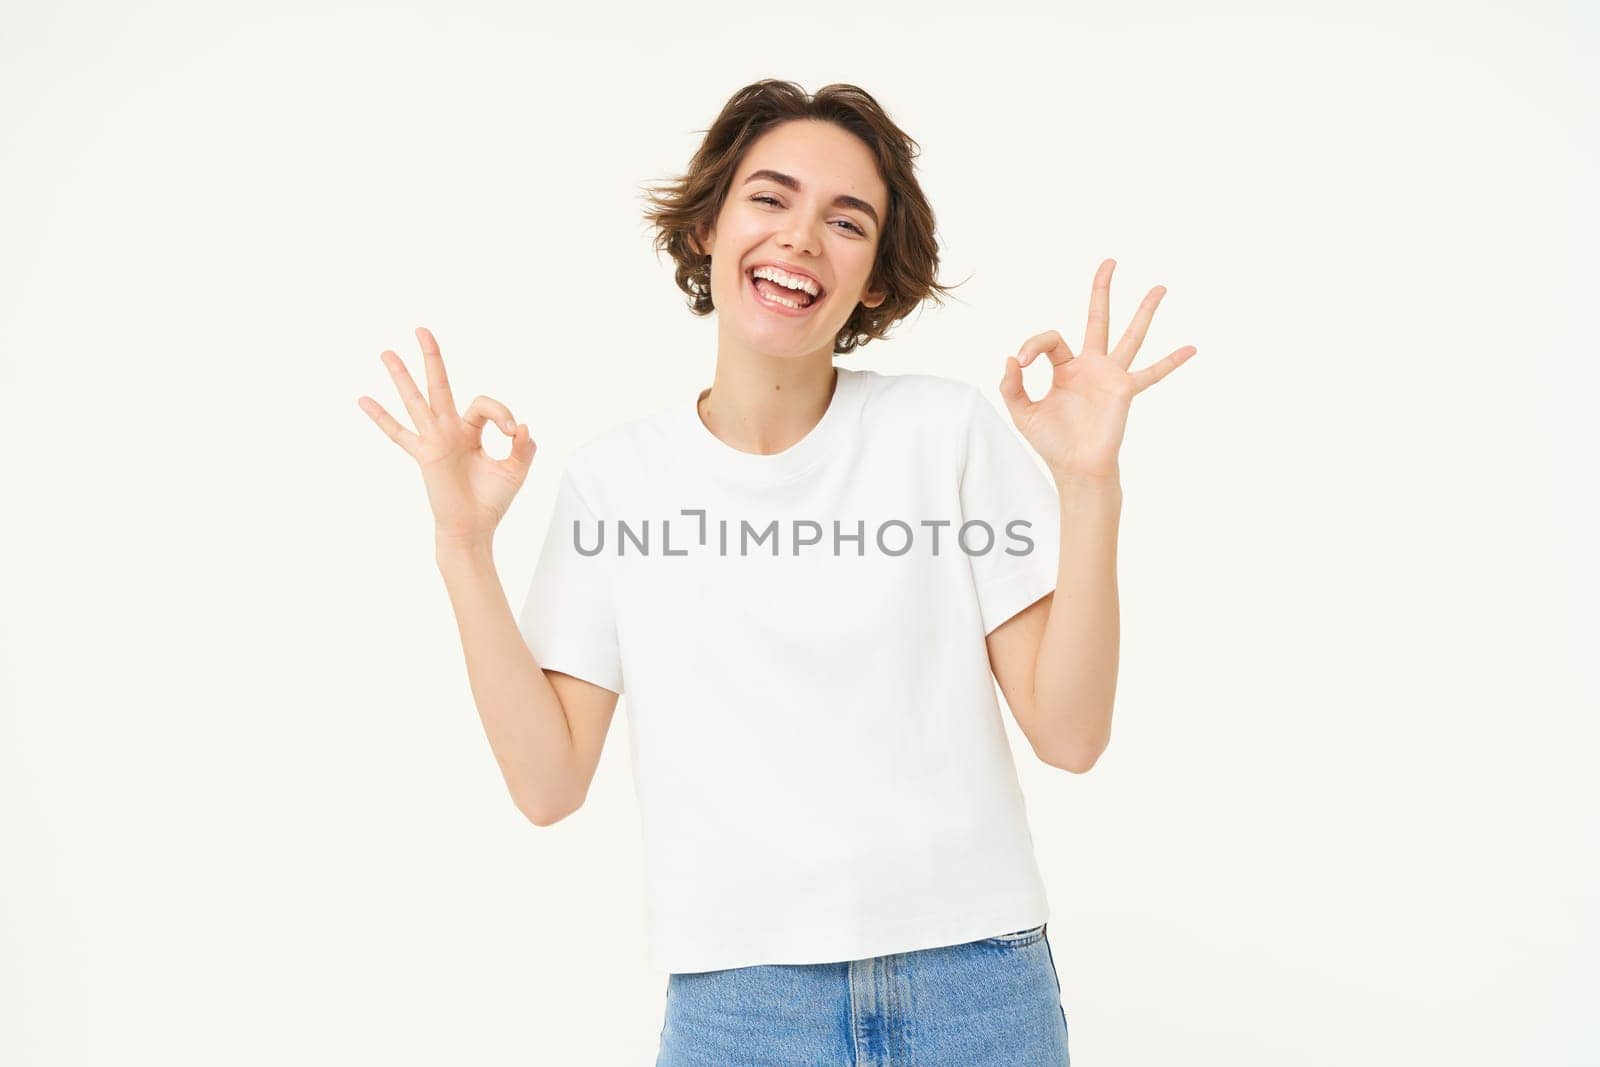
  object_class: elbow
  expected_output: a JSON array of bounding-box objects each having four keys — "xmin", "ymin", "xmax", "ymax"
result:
[
  {"xmin": 519, "ymin": 801, "xmax": 577, "ymax": 827},
  {"xmin": 514, "ymin": 789, "xmax": 582, "ymax": 828},
  {"xmin": 1037, "ymin": 736, "xmax": 1108, "ymax": 775},
  {"xmin": 521, "ymin": 806, "xmax": 569, "ymax": 828}
]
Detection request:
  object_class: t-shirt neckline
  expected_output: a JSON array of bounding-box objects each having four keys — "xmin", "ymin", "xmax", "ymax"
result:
[{"xmin": 681, "ymin": 365, "xmax": 866, "ymax": 485}]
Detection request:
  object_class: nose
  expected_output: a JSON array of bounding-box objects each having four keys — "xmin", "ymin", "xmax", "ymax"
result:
[{"xmin": 778, "ymin": 214, "xmax": 822, "ymax": 258}]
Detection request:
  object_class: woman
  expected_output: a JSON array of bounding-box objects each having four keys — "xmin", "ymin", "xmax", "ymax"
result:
[{"xmin": 357, "ymin": 79, "xmax": 1194, "ymax": 1065}]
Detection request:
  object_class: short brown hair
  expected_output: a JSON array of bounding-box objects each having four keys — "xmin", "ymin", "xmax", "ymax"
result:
[{"xmin": 638, "ymin": 79, "xmax": 964, "ymax": 356}]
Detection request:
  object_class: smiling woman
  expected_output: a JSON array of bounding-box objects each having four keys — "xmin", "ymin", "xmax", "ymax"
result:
[
  {"xmin": 354, "ymin": 66, "xmax": 1194, "ymax": 1066},
  {"xmin": 352, "ymin": 76, "xmax": 1146, "ymax": 1067}
]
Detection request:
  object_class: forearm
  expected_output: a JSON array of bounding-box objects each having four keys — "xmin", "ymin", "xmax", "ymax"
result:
[
  {"xmin": 1031, "ymin": 473, "xmax": 1123, "ymax": 770},
  {"xmin": 434, "ymin": 535, "xmax": 580, "ymax": 822}
]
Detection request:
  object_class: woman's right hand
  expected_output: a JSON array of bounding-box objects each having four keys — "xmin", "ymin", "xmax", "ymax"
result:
[{"xmin": 357, "ymin": 326, "xmax": 537, "ymax": 549}]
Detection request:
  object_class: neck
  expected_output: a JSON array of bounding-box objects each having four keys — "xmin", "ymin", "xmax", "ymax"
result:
[{"xmin": 696, "ymin": 356, "xmax": 839, "ymax": 456}]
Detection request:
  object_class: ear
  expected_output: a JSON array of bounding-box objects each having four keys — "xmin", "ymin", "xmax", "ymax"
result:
[
  {"xmin": 860, "ymin": 282, "xmax": 889, "ymax": 310},
  {"xmin": 689, "ymin": 223, "xmax": 713, "ymax": 259}
]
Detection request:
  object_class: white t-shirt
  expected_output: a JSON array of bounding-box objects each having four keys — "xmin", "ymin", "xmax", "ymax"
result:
[{"xmin": 517, "ymin": 365, "xmax": 1062, "ymax": 974}]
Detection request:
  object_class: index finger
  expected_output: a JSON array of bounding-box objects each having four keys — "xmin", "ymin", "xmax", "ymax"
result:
[{"xmin": 415, "ymin": 326, "xmax": 458, "ymax": 417}]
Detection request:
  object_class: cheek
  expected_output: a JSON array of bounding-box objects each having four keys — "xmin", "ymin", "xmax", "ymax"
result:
[{"xmin": 844, "ymin": 257, "xmax": 878, "ymax": 299}]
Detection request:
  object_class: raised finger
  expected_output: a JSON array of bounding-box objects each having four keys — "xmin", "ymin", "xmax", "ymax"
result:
[
  {"xmin": 356, "ymin": 395, "xmax": 421, "ymax": 456},
  {"xmin": 1111, "ymin": 286, "xmax": 1167, "ymax": 370},
  {"xmin": 380, "ymin": 350, "xmax": 436, "ymax": 433},
  {"xmin": 1083, "ymin": 259, "xmax": 1115, "ymax": 357},
  {"xmin": 1016, "ymin": 329, "xmax": 1076, "ymax": 369},
  {"xmin": 1129, "ymin": 345, "xmax": 1198, "ymax": 394},
  {"xmin": 415, "ymin": 326, "xmax": 458, "ymax": 417}
]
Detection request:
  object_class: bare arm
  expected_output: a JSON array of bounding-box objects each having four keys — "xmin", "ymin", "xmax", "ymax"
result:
[
  {"xmin": 436, "ymin": 535, "xmax": 619, "ymax": 825},
  {"xmin": 357, "ymin": 325, "xmax": 618, "ymax": 828},
  {"xmin": 989, "ymin": 257, "xmax": 1195, "ymax": 772},
  {"xmin": 986, "ymin": 476, "xmax": 1121, "ymax": 774}
]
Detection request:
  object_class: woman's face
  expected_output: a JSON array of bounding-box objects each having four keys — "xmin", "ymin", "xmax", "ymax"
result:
[{"xmin": 695, "ymin": 119, "xmax": 889, "ymax": 358}]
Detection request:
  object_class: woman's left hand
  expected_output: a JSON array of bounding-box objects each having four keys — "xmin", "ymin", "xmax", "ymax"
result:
[{"xmin": 1001, "ymin": 258, "xmax": 1197, "ymax": 483}]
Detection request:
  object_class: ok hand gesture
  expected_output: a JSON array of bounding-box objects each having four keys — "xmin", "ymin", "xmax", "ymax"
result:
[
  {"xmin": 357, "ymin": 327, "xmax": 537, "ymax": 548},
  {"xmin": 1001, "ymin": 259, "xmax": 1197, "ymax": 483}
]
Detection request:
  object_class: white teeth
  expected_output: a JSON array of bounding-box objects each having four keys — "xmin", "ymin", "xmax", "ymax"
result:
[
  {"xmin": 750, "ymin": 265, "xmax": 821, "ymax": 297},
  {"xmin": 752, "ymin": 277, "xmax": 807, "ymax": 309}
]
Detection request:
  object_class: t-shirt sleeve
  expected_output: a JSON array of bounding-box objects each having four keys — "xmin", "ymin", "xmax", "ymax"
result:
[
  {"xmin": 958, "ymin": 388, "xmax": 1062, "ymax": 636},
  {"xmin": 516, "ymin": 466, "xmax": 625, "ymax": 695}
]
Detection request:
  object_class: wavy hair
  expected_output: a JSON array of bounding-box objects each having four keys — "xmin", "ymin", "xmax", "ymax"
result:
[{"xmin": 638, "ymin": 79, "xmax": 965, "ymax": 356}]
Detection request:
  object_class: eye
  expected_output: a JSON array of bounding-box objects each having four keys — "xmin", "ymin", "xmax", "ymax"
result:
[{"xmin": 749, "ymin": 195, "xmax": 867, "ymax": 236}]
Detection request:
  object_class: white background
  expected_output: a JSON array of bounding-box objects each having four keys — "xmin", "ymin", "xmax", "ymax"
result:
[{"xmin": 3, "ymin": 2, "xmax": 1595, "ymax": 1063}]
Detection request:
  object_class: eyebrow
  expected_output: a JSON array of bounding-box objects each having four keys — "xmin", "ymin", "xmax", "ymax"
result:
[{"xmin": 740, "ymin": 169, "xmax": 881, "ymax": 228}]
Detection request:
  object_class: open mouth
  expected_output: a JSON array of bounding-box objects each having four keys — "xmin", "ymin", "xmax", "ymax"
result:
[{"xmin": 746, "ymin": 267, "xmax": 825, "ymax": 314}]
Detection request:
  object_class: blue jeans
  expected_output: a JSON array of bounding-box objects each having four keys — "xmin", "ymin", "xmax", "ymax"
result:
[{"xmin": 656, "ymin": 922, "xmax": 1070, "ymax": 1066}]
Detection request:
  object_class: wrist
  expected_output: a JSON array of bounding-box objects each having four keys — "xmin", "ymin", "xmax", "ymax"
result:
[
  {"xmin": 435, "ymin": 529, "xmax": 496, "ymax": 566},
  {"xmin": 1051, "ymin": 464, "xmax": 1122, "ymax": 493}
]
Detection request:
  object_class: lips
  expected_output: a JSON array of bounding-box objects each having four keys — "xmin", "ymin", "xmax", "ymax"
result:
[
  {"xmin": 746, "ymin": 262, "xmax": 826, "ymax": 297},
  {"xmin": 746, "ymin": 266, "xmax": 827, "ymax": 315},
  {"xmin": 747, "ymin": 261, "xmax": 826, "ymax": 296}
]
